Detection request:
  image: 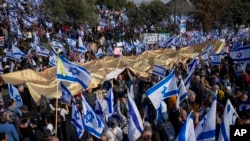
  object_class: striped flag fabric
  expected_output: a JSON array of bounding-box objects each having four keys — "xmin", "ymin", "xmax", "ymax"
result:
[
  {"xmin": 71, "ymin": 101, "xmax": 84, "ymax": 139},
  {"xmin": 128, "ymin": 90, "xmax": 144, "ymax": 141},
  {"xmin": 8, "ymin": 83, "xmax": 23, "ymax": 108},
  {"xmin": 57, "ymin": 56, "xmax": 91, "ymax": 89},
  {"xmin": 145, "ymin": 70, "xmax": 178, "ymax": 109}
]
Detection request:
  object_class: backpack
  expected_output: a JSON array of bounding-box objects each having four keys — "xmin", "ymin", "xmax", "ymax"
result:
[{"xmin": 162, "ymin": 121, "xmax": 175, "ymax": 141}]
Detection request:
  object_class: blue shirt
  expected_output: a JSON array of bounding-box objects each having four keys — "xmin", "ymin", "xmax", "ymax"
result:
[{"xmin": 0, "ymin": 123, "xmax": 19, "ymax": 141}]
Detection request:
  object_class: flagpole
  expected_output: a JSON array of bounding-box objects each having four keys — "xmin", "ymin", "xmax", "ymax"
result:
[{"xmin": 55, "ymin": 79, "xmax": 59, "ymax": 137}]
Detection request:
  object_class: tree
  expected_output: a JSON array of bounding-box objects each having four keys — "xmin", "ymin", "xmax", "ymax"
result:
[
  {"xmin": 41, "ymin": 0, "xmax": 98, "ymax": 26},
  {"xmin": 126, "ymin": 0, "xmax": 170, "ymax": 32},
  {"xmin": 190, "ymin": 0, "xmax": 228, "ymax": 32}
]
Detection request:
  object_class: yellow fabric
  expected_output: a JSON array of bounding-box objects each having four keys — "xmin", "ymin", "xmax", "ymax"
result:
[{"xmin": 1, "ymin": 40, "xmax": 225, "ymax": 104}]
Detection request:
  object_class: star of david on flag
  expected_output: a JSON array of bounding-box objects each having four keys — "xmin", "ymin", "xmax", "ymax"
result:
[
  {"xmin": 71, "ymin": 101, "xmax": 84, "ymax": 139},
  {"xmin": 57, "ymin": 56, "xmax": 91, "ymax": 89},
  {"xmin": 230, "ymin": 45, "xmax": 250, "ymax": 62},
  {"xmin": 81, "ymin": 96, "xmax": 104, "ymax": 139},
  {"xmin": 145, "ymin": 70, "xmax": 178, "ymax": 109},
  {"xmin": 60, "ymin": 82, "xmax": 73, "ymax": 103},
  {"xmin": 8, "ymin": 83, "xmax": 23, "ymax": 108}
]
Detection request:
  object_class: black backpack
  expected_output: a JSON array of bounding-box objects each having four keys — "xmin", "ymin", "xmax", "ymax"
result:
[{"xmin": 162, "ymin": 121, "xmax": 175, "ymax": 141}]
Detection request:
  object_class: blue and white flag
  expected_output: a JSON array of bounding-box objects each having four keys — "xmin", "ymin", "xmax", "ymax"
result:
[
  {"xmin": 218, "ymin": 99, "xmax": 239, "ymax": 141},
  {"xmin": 95, "ymin": 48, "xmax": 104, "ymax": 58},
  {"xmin": 0, "ymin": 63, "xmax": 3, "ymax": 74},
  {"xmin": 49, "ymin": 48, "xmax": 57, "ymax": 66},
  {"xmin": 60, "ymin": 82, "xmax": 73, "ymax": 103},
  {"xmin": 8, "ymin": 83, "xmax": 23, "ymax": 108},
  {"xmin": 104, "ymin": 87, "xmax": 114, "ymax": 117},
  {"xmin": 36, "ymin": 44, "xmax": 49, "ymax": 57},
  {"xmin": 146, "ymin": 70, "xmax": 178, "ymax": 109},
  {"xmin": 187, "ymin": 57, "xmax": 198, "ymax": 73},
  {"xmin": 176, "ymin": 79, "xmax": 187, "ymax": 109},
  {"xmin": 209, "ymin": 54, "xmax": 221, "ymax": 65},
  {"xmin": 78, "ymin": 36, "xmax": 87, "ymax": 53},
  {"xmin": 10, "ymin": 61, "xmax": 15, "ymax": 72},
  {"xmin": 82, "ymin": 96, "xmax": 104, "ymax": 138},
  {"xmin": 57, "ymin": 56, "xmax": 91, "ymax": 89},
  {"xmin": 67, "ymin": 38, "xmax": 76, "ymax": 47},
  {"xmin": 184, "ymin": 70, "xmax": 193, "ymax": 90},
  {"xmin": 236, "ymin": 62, "xmax": 248, "ymax": 76},
  {"xmin": 46, "ymin": 21, "xmax": 53, "ymax": 29},
  {"xmin": 195, "ymin": 96, "xmax": 217, "ymax": 141},
  {"xmin": 71, "ymin": 101, "xmax": 84, "ymax": 139},
  {"xmin": 165, "ymin": 35, "xmax": 175, "ymax": 47},
  {"xmin": 204, "ymin": 44, "xmax": 214, "ymax": 54},
  {"xmin": 67, "ymin": 37, "xmax": 77, "ymax": 52},
  {"xmin": 12, "ymin": 45, "xmax": 27, "ymax": 59},
  {"xmin": 128, "ymin": 90, "xmax": 144, "ymax": 141},
  {"xmin": 176, "ymin": 111, "xmax": 196, "ymax": 141},
  {"xmin": 52, "ymin": 39, "xmax": 67, "ymax": 54},
  {"xmin": 52, "ymin": 38, "xmax": 64, "ymax": 48},
  {"xmin": 230, "ymin": 45, "xmax": 250, "ymax": 62},
  {"xmin": 16, "ymin": 27, "xmax": 25, "ymax": 39},
  {"xmin": 200, "ymin": 51, "xmax": 209, "ymax": 62},
  {"xmin": 95, "ymin": 93, "xmax": 104, "ymax": 117},
  {"xmin": 156, "ymin": 101, "xmax": 167, "ymax": 125}
]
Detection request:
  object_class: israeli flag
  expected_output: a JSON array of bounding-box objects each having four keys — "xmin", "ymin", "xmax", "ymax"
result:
[
  {"xmin": 230, "ymin": 45, "xmax": 250, "ymax": 62},
  {"xmin": 209, "ymin": 54, "xmax": 221, "ymax": 65},
  {"xmin": 165, "ymin": 35, "xmax": 175, "ymax": 47},
  {"xmin": 12, "ymin": 45, "xmax": 27, "ymax": 59},
  {"xmin": 22, "ymin": 18, "xmax": 32, "ymax": 28},
  {"xmin": 128, "ymin": 90, "xmax": 144, "ymax": 141},
  {"xmin": 10, "ymin": 61, "xmax": 15, "ymax": 72},
  {"xmin": 36, "ymin": 44, "xmax": 50, "ymax": 57},
  {"xmin": 187, "ymin": 57, "xmax": 198, "ymax": 73},
  {"xmin": 57, "ymin": 56, "xmax": 91, "ymax": 89},
  {"xmin": 6, "ymin": 49, "xmax": 19, "ymax": 62},
  {"xmin": 200, "ymin": 51, "xmax": 209, "ymax": 62},
  {"xmin": 60, "ymin": 82, "xmax": 73, "ymax": 103},
  {"xmin": 218, "ymin": 99, "xmax": 239, "ymax": 141},
  {"xmin": 95, "ymin": 93, "xmax": 104, "ymax": 117},
  {"xmin": 17, "ymin": 28, "xmax": 25, "ymax": 39},
  {"xmin": 195, "ymin": 96, "xmax": 217, "ymax": 141},
  {"xmin": 81, "ymin": 96, "xmax": 104, "ymax": 138},
  {"xmin": 204, "ymin": 44, "xmax": 214, "ymax": 54},
  {"xmin": 184, "ymin": 70, "xmax": 193, "ymax": 90},
  {"xmin": 46, "ymin": 21, "xmax": 53, "ymax": 29},
  {"xmin": 176, "ymin": 79, "xmax": 187, "ymax": 109},
  {"xmin": 156, "ymin": 101, "xmax": 167, "ymax": 125},
  {"xmin": 145, "ymin": 70, "xmax": 178, "ymax": 109},
  {"xmin": 176, "ymin": 111, "xmax": 196, "ymax": 141},
  {"xmin": 8, "ymin": 83, "xmax": 23, "ymax": 108},
  {"xmin": 0, "ymin": 63, "xmax": 3, "ymax": 74},
  {"xmin": 95, "ymin": 48, "xmax": 104, "ymax": 58},
  {"xmin": 49, "ymin": 48, "xmax": 57, "ymax": 66},
  {"xmin": 67, "ymin": 37, "xmax": 77, "ymax": 52},
  {"xmin": 67, "ymin": 38, "xmax": 77, "ymax": 47},
  {"xmin": 104, "ymin": 87, "xmax": 114, "ymax": 117},
  {"xmin": 236, "ymin": 62, "xmax": 248, "ymax": 76},
  {"xmin": 71, "ymin": 101, "xmax": 84, "ymax": 139},
  {"xmin": 78, "ymin": 36, "xmax": 87, "ymax": 53},
  {"xmin": 52, "ymin": 38, "xmax": 64, "ymax": 48}
]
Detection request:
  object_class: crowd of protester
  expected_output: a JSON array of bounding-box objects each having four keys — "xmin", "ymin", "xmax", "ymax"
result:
[{"xmin": 0, "ymin": 0, "xmax": 249, "ymax": 141}]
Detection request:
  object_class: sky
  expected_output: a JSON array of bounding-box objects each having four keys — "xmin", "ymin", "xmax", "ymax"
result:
[{"xmin": 131, "ymin": 0, "xmax": 171, "ymax": 5}]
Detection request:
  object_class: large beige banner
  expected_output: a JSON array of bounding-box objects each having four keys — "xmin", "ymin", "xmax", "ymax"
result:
[{"xmin": 2, "ymin": 40, "xmax": 225, "ymax": 104}]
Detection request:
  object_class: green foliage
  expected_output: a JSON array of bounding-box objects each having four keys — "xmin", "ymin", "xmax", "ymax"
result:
[
  {"xmin": 41, "ymin": 0, "xmax": 98, "ymax": 26},
  {"xmin": 222, "ymin": 0, "xmax": 250, "ymax": 27},
  {"xmin": 190, "ymin": 0, "xmax": 228, "ymax": 32},
  {"xmin": 126, "ymin": 0, "xmax": 170, "ymax": 31}
]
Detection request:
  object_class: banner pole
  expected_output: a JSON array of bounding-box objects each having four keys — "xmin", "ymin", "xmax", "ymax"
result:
[{"xmin": 55, "ymin": 80, "xmax": 59, "ymax": 136}]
